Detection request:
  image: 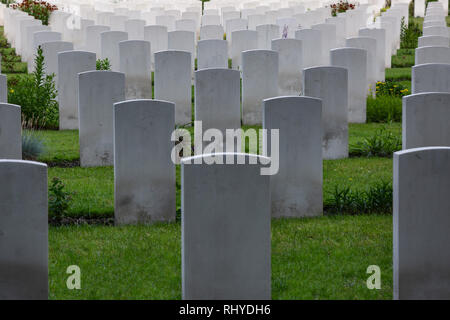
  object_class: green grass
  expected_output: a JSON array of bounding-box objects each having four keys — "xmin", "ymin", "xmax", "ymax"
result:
[
  {"xmin": 44, "ymin": 124, "xmax": 399, "ymax": 217},
  {"xmin": 385, "ymin": 67, "xmax": 411, "ymax": 81},
  {"xmin": 33, "ymin": 129, "xmax": 80, "ymax": 163},
  {"xmin": 49, "ymin": 214, "xmax": 392, "ymax": 299},
  {"xmin": 391, "ymin": 50, "xmax": 415, "ymax": 68},
  {"xmin": 0, "ymin": 26, "xmax": 28, "ymax": 74}
]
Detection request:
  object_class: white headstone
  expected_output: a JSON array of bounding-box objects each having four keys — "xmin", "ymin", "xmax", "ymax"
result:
[
  {"xmin": 331, "ymin": 47, "xmax": 367, "ymax": 123},
  {"xmin": 303, "ymin": 66, "xmax": 349, "ymax": 159},
  {"xmin": 264, "ymin": 96, "xmax": 323, "ymax": 217},
  {"xmin": 197, "ymin": 39, "xmax": 228, "ymax": 69},
  {"xmin": 242, "ymin": 49, "xmax": 279, "ymax": 125},
  {"xmin": 256, "ymin": 24, "xmax": 280, "ymax": 49},
  {"xmin": 412, "ymin": 63, "xmax": 450, "ymax": 93},
  {"xmin": 181, "ymin": 153, "xmax": 271, "ymax": 300},
  {"xmin": 418, "ymin": 35, "xmax": 450, "ymax": 47},
  {"xmin": 415, "ymin": 46, "xmax": 450, "ymax": 64},
  {"xmin": 144, "ymin": 25, "xmax": 168, "ymax": 68},
  {"xmin": 78, "ymin": 71, "xmax": 125, "ymax": 167},
  {"xmin": 231, "ymin": 30, "xmax": 258, "ymax": 70},
  {"xmin": 41, "ymin": 41, "xmax": 74, "ymax": 83},
  {"xmin": 154, "ymin": 50, "xmax": 192, "ymax": 125},
  {"xmin": 114, "ymin": 99, "xmax": 175, "ymax": 224},
  {"xmin": 58, "ymin": 50, "xmax": 96, "ymax": 130},
  {"xmin": 0, "ymin": 103, "xmax": 21, "ymax": 159},
  {"xmin": 100, "ymin": 30, "xmax": 128, "ymax": 71},
  {"xmin": 271, "ymin": 38, "xmax": 303, "ymax": 95},
  {"xmin": 393, "ymin": 147, "xmax": 450, "ymax": 300},
  {"xmin": 119, "ymin": 40, "xmax": 152, "ymax": 99},
  {"xmin": 402, "ymin": 92, "xmax": 450, "ymax": 149},
  {"xmin": 124, "ymin": 19, "xmax": 145, "ymax": 40},
  {"xmin": 85, "ymin": 25, "xmax": 110, "ymax": 57},
  {"xmin": 168, "ymin": 30, "xmax": 195, "ymax": 68},
  {"xmin": 295, "ymin": 28, "xmax": 322, "ymax": 68},
  {"xmin": 194, "ymin": 68, "xmax": 241, "ymax": 147},
  {"xmin": 200, "ymin": 25, "xmax": 224, "ymax": 40},
  {"xmin": 346, "ymin": 37, "xmax": 377, "ymax": 92},
  {"xmin": 0, "ymin": 160, "xmax": 48, "ymax": 299}
]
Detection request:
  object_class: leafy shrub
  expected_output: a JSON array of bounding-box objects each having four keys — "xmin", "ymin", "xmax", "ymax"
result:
[
  {"xmin": 8, "ymin": 45, "xmax": 59, "ymax": 129},
  {"xmin": 329, "ymin": 1, "xmax": 357, "ymax": 17},
  {"xmin": 49, "ymin": 177, "xmax": 74, "ymax": 222},
  {"xmin": 10, "ymin": 0, "xmax": 58, "ymax": 25},
  {"xmin": 22, "ymin": 131, "xmax": 45, "ymax": 160},
  {"xmin": 325, "ymin": 181, "xmax": 393, "ymax": 215},
  {"xmin": 400, "ymin": 17, "xmax": 422, "ymax": 49},
  {"xmin": 96, "ymin": 58, "xmax": 111, "ymax": 70},
  {"xmin": 350, "ymin": 126, "xmax": 402, "ymax": 157},
  {"xmin": 367, "ymin": 95, "xmax": 402, "ymax": 123},
  {"xmin": 375, "ymin": 80, "xmax": 409, "ymax": 97}
]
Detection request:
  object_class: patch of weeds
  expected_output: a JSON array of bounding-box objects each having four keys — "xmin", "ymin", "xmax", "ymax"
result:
[
  {"xmin": 325, "ymin": 180, "xmax": 393, "ymax": 215},
  {"xmin": 350, "ymin": 125, "xmax": 401, "ymax": 157}
]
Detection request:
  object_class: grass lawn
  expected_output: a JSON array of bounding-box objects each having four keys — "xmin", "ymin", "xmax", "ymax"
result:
[
  {"xmin": 49, "ymin": 215, "xmax": 392, "ymax": 300},
  {"xmin": 385, "ymin": 67, "xmax": 411, "ymax": 81},
  {"xmin": 40, "ymin": 123, "xmax": 399, "ymax": 217},
  {"xmin": 4, "ymin": 19, "xmax": 409, "ymax": 299},
  {"xmin": 43, "ymin": 123, "xmax": 395, "ymax": 299}
]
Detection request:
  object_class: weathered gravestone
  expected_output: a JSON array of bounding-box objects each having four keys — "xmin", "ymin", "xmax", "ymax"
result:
[
  {"xmin": 415, "ymin": 46, "xmax": 450, "ymax": 64},
  {"xmin": 194, "ymin": 69, "xmax": 241, "ymax": 149},
  {"xmin": 231, "ymin": 30, "xmax": 258, "ymax": 70},
  {"xmin": 418, "ymin": 35, "xmax": 450, "ymax": 47},
  {"xmin": 119, "ymin": 40, "xmax": 152, "ymax": 99},
  {"xmin": 0, "ymin": 160, "xmax": 47, "ymax": 300},
  {"xmin": 114, "ymin": 99, "xmax": 175, "ymax": 224},
  {"xmin": 0, "ymin": 74, "xmax": 6, "ymax": 103},
  {"xmin": 144, "ymin": 25, "xmax": 168, "ymax": 69},
  {"xmin": 199, "ymin": 25, "xmax": 224, "ymax": 40},
  {"xmin": 412, "ymin": 63, "xmax": 450, "ymax": 93},
  {"xmin": 271, "ymin": 38, "xmax": 303, "ymax": 95},
  {"xmin": 181, "ymin": 153, "xmax": 271, "ymax": 299},
  {"xmin": 402, "ymin": 93, "xmax": 450, "ymax": 149},
  {"xmin": 100, "ymin": 31, "xmax": 128, "ymax": 72},
  {"xmin": 242, "ymin": 49, "xmax": 278, "ymax": 125},
  {"xmin": 58, "ymin": 50, "xmax": 96, "ymax": 130},
  {"xmin": 85, "ymin": 25, "xmax": 110, "ymax": 57},
  {"xmin": 30, "ymin": 31, "xmax": 62, "ymax": 72},
  {"xmin": 0, "ymin": 103, "xmax": 21, "ymax": 159},
  {"xmin": 197, "ymin": 39, "xmax": 228, "ymax": 69},
  {"xmin": 78, "ymin": 71, "xmax": 125, "ymax": 167},
  {"xmin": 295, "ymin": 28, "xmax": 322, "ymax": 68},
  {"xmin": 303, "ymin": 66, "xmax": 349, "ymax": 160},
  {"xmin": 124, "ymin": 19, "xmax": 145, "ymax": 40},
  {"xmin": 256, "ymin": 24, "xmax": 280, "ymax": 50},
  {"xmin": 346, "ymin": 37, "xmax": 377, "ymax": 92},
  {"xmin": 263, "ymin": 96, "xmax": 323, "ymax": 217},
  {"xmin": 41, "ymin": 41, "xmax": 74, "ymax": 83},
  {"xmin": 394, "ymin": 147, "xmax": 450, "ymax": 300},
  {"xmin": 359, "ymin": 28, "xmax": 386, "ymax": 81},
  {"xmin": 168, "ymin": 30, "xmax": 195, "ymax": 68},
  {"xmin": 154, "ymin": 50, "xmax": 192, "ymax": 125},
  {"xmin": 331, "ymin": 47, "xmax": 367, "ymax": 123}
]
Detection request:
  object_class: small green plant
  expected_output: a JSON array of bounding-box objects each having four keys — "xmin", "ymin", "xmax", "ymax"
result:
[
  {"xmin": 375, "ymin": 80, "xmax": 409, "ymax": 97},
  {"xmin": 326, "ymin": 181, "xmax": 393, "ymax": 215},
  {"xmin": 49, "ymin": 177, "xmax": 74, "ymax": 222},
  {"xmin": 8, "ymin": 45, "xmax": 59, "ymax": 129},
  {"xmin": 22, "ymin": 131, "xmax": 45, "ymax": 160},
  {"xmin": 400, "ymin": 17, "xmax": 422, "ymax": 49},
  {"xmin": 367, "ymin": 95, "xmax": 402, "ymax": 123},
  {"xmin": 96, "ymin": 58, "xmax": 111, "ymax": 70},
  {"xmin": 350, "ymin": 126, "xmax": 402, "ymax": 157}
]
